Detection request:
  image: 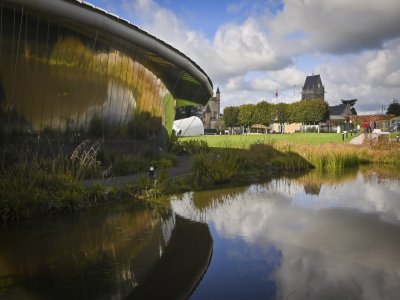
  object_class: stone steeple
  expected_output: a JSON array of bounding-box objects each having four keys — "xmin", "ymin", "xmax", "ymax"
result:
[
  {"xmin": 302, "ymin": 74, "xmax": 325, "ymax": 100},
  {"xmin": 216, "ymin": 87, "xmax": 220, "ymax": 117}
]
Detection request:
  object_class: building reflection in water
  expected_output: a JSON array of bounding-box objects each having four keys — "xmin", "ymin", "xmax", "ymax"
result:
[{"xmin": 0, "ymin": 203, "xmax": 213, "ymax": 299}]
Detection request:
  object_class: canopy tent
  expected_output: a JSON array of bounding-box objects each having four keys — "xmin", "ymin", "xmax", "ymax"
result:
[{"xmin": 173, "ymin": 116, "xmax": 204, "ymax": 137}]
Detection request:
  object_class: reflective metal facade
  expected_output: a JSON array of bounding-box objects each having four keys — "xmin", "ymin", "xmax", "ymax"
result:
[{"xmin": 0, "ymin": 0, "xmax": 213, "ymax": 150}]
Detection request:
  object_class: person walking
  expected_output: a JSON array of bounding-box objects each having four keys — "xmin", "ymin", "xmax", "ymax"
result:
[{"xmin": 362, "ymin": 120, "xmax": 369, "ymax": 138}]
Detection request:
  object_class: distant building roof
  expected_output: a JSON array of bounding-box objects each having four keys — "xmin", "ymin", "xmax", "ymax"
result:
[
  {"xmin": 330, "ymin": 104, "xmax": 346, "ymax": 116},
  {"xmin": 303, "ymin": 75, "xmax": 323, "ymax": 89},
  {"xmin": 329, "ymin": 104, "xmax": 354, "ymax": 120},
  {"xmin": 341, "ymin": 99, "xmax": 357, "ymax": 107},
  {"xmin": 302, "ymin": 74, "xmax": 325, "ymax": 100}
]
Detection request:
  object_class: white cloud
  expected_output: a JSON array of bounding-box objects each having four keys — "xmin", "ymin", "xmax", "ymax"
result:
[
  {"xmin": 271, "ymin": 0, "xmax": 400, "ymax": 54},
  {"xmin": 320, "ymin": 39, "xmax": 400, "ymax": 110},
  {"xmin": 114, "ymin": 0, "xmax": 400, "ymax": 113},
  {"xmin": 120, "ymin": 0, "xmax": 292, "ymax": 83}
]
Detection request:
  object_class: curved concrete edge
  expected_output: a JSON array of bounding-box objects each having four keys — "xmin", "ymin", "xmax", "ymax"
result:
[{"xmin": 2, "ymin": 0, "xmax": 214, "ymax": 103}]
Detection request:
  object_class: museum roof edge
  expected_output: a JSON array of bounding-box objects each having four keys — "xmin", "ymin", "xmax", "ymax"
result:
[{"xmin": 2, "ymin": 0, "xmax": 213, "ymax": 98}]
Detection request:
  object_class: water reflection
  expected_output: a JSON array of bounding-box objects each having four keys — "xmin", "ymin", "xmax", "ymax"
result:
[
  {"xmin": 171, "ymin": 168, "xmax": 400, "ymax": 299},
  {"xmin": 0, "ymin": 203, "xmax": 212, "ymax": 300}
]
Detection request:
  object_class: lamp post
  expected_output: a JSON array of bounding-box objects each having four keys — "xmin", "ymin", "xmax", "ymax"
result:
[
  {"xmin": 349, "ymin": 119, "xmax": 353, "ymax": 135},
  {"xmin": 149, "ymin": 165, "xmax": 155, "ymax": 180}
]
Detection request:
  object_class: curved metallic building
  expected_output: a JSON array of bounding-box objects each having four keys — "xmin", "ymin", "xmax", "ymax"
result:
[{"xmin": 0, "ymin": 0, "xmax": 213, "ymax": 150}]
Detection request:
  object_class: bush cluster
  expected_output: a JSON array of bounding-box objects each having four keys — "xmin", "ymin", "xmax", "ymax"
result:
[{"xmin": 171, "ymin": 139, "xmax": 209, "ymax": 155}]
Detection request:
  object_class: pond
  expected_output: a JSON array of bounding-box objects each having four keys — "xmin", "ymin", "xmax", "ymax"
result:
[{"xmin": 1, "ymin": 166, "xmax": 400, "ymax": 299}]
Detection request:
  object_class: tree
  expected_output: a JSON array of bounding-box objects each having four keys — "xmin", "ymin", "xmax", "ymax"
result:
[
  {"xmin": 274, "ymin": 103, "xmax": 289, "ymax": 124},
  {"xmin": 175, "ymin": 105, "xmax": 202, "ymax": 120},
  {"xmin": 238, "ymin": 104, "xmax": 256, "ymax": 131},
  {"xmin": 253, "ymin": 101, "xmax": 274, "ymax": 126},
  {"xmin": 287, "ymin": 101, "xmax": 305, "ymax": 123},
  {"xmin": 302, "ymin": 99, "xmax": 329, "ymax": 123},
  {"xmin": 223, "ymin": 106, "xmax": 239, "ymax": 128},
  {"xmin": 387, "ymin": 101, "xmax": 400, "ymax": 117}
]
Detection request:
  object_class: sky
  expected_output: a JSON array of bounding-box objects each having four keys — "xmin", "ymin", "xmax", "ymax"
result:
[{"xmin": 90, "ymin": 0, "xmax": 400, "ymax": 114}]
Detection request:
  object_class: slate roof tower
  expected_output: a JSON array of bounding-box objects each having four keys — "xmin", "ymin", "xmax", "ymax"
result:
[{"xmin": 302, "ymin": 74, "xmax": 325, "ymax": 100}]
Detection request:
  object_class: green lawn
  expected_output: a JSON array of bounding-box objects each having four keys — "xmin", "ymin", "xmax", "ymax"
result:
[{"xmin": 180, "ymin": 132, "xmax": 356, "ymax": 149}]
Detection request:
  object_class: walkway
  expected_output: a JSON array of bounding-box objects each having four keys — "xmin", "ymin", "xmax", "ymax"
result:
[
  {"xmin": 84, "ymin": 156, "xmax": 193, "ymax": 188},
  {"xmin": 349, "ymin": 134, "xmax": 365, "ymax": 145}
]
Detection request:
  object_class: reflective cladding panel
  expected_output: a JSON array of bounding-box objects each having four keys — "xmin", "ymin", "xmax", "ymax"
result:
[{"xmin": 0, "ymin": 4, "xmax": 177, "ymax": 146}]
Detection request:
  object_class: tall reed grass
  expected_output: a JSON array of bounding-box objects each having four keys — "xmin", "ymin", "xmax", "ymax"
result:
[
  {"xmin": 0, "ymin": 155, "xmax": 100, "ymax": 223},
  {"xmin": 0, "ymin": 140, "xmax": 106, "ymax": 223},
  {"xmin": 191, "ymin": 143, "xmax": 312, "ymax": 186},
  {"xmin": 281, "ymin": 144, "xmax": 365, "ymax": 172},
  {"xmin": 192, "ymin": 152, "xmax": 242, "ymax": 186},
  {"xmin": 279, "ymin": 142, "xmax": 400, "ymax": 172}
]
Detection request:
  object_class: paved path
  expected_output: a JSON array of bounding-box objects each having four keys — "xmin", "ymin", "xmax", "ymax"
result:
[
  {"xmin": 349, "ymin": 134, "xmax": 365, "ymax": 145},
  {"xmin": 84, "ymin": 156, "xmax": 193, "ymax": 187}
]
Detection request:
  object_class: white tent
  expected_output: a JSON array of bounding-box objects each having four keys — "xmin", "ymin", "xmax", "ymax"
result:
[{"xmin": 173, "ymin": 116, "xmax": 204, "ymax": 137}]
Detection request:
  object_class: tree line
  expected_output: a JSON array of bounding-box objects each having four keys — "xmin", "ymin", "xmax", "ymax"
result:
[{"xmin": 224, "ymin": 99, "xmax": 330, "ymax": 129}]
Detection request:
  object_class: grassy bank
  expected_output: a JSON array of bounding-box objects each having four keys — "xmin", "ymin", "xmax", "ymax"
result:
[
  {"xmin": 0, "ymin": 155, "xmax": 105, "ymax": 223},
  {"xmin": 278, "ymin": 141, "xmax": 400, "ymax": 170},
  {"xmin": 181, "ymin": 132, "xmax": 350, "ymax": 148},
  {"xmin": 0, "ymin": 145, "xmax": 176, "ymax": 223},
  {"xmin": 0, "ymin": 156, "xmax": 172, "ymax": 223},
  {"xmin": 191, "ymin": 146, "xmax": 311, "ymax": 187},
  {"xmin": 2, "ymin": 134, "xmax": 399, "ymax": 223},
  {"xmin": 183, "ymin": 134, "xmax": 400, "ymax": 171}
]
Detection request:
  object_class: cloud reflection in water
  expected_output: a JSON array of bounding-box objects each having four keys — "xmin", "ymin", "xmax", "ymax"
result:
[{"xmin": 171, "ymin": 173, "xmax": 400, "ymax": 299}]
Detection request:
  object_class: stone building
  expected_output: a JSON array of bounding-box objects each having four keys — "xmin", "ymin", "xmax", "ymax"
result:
[
  {"xmin": 302, "ymin": 74, "xmax": 325, "ymax": 100},
  {"xmin": 202, "ymin": 87, "xmax": 221, "ymax": 129}
]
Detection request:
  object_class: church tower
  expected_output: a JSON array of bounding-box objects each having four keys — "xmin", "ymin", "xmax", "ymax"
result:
[
  {"xmin": 216, "ymin": 87, "xmax": 220, "ymax": 118},
  {"xmin": 201, "ymin": 87, "xmax": 221, "ymax": 129},
  {"xmin": 302, "ymin": 74, "xmax": 325, "ymax": 100},
  {"xmin": 204, "ymin": 105, "xmax": 211, "ymax": 129}
]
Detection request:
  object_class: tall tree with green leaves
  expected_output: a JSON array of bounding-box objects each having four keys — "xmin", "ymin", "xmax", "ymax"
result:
[
  {"xmin": 254, "ymin": 101, "xmax": 274, "ymax": 126},
  {"xmin": 175, "ymin": 105, "xmax": 202, "ymax": 120},
  {"xmin": 238, "ymin": 104, "xmax": 256, "ymax": 132},
  {"xmin": 386, "ymin": 101, "xmax": 400, "ymax": 117},
  {"xmin": 223, "ymin": 106, "xmax": 240, "ymax": 128},
  {"xmin": 302, "ymin": 99, "xmax": 330, "ymax": 123},
  {"xmin": 274, "ymin": 103, "xmax": 289, "ymax": 124},
  {"xmin": 287, "ymin": 101, "xmax": 305, "ymax": 123}
]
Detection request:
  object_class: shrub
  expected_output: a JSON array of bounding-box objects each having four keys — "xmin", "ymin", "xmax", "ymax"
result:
[
  {"xmin": 192, "ymin": 152, "xmax": 242, "ymax": 186},
  {"xmin": 0, "ymin": 169, "xmax": 88, "ymax": 222},
  {"xmin": 154, "ymin": 158, "xmax": 173, "ymax": 183},
  {"xmin": 172, "ymin": 140, "xmax": 209, "ymax": 155},
  {"xmin": 133, "ymin": 177, "xmax": 165, "ymax": 199}
]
